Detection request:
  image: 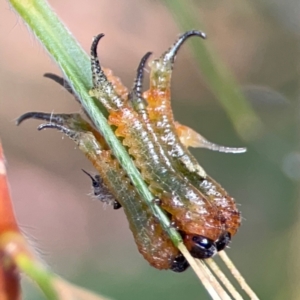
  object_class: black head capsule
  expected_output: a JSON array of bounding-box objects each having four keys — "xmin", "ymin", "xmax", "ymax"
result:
[
  {"xmin": 183, "ymin": 234, "xmax": 217, "ymax": 259},
  {"xmin": 170, "ymin": 254, "xmax": 189, "ymax": 273},
  {"xmin": 216, "ymin": 232, "xmax": 231, "ymax": 252}
]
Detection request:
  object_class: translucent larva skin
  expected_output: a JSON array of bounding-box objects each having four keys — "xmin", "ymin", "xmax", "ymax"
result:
[
  {"xmin": 103, "ymin": 67, "xmax": 128, "ymax": 101},
  {"xmin": 144, "ymin": 31, "xmax": 241, "ymax": 239},
  {"xmin": 174, "ymin": 122, "xmax": 246, "ymax": 154},
  {"xmin": 198, "ymin": 176, "xmax": 241, "ymax": 237},
  {"xmin": 89, "ymin": 34, "xmax": 224, "ymax": 244},
  {"xmin": 17, "ymin": 112, "xmax": 188, "ymax": 272}
]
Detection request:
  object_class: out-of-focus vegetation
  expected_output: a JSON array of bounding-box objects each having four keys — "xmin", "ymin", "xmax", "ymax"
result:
[{"xmin": 0, "ymin": 0, "xmax": 299, "ymax": 299}]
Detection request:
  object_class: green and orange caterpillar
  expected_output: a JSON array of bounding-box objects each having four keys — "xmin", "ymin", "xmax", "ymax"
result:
[
  {"xmin": 17, "ymin": 30, "xmax": 245, "ymax": 271},
  {"xmin": 89, "ymin": 33, "xmax": 227, "ymax": 257}
]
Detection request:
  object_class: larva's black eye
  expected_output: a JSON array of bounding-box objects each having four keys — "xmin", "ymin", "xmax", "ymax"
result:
[
  {"xmin": 183, "ymin": 234, "xmax": 217, "ymax": 259},
  {"xmin": 170, "ymin": 254, "xmax": 189, "ymax": 273},
  {"xmin": 216, "ymin": 232, "xmax": 231, "ymax": 251},
  {"xmin": 190, "ymin": 236, "xmax": 217, "ymax": 259}
]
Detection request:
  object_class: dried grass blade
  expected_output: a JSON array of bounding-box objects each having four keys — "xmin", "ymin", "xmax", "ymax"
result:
[
  {"xmin": 178, "ymin": 243, "xmax": 229, "ymax": 300},
  {"xmin": 205, "ymin": 258, "xmax": 243, "ymax": 300},
  {"xmin": 219, "ymin": 251, "xmax": 259, "ymax": 300}
]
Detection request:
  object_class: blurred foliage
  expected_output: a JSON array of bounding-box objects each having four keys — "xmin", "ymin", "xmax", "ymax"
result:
[{"xmin": 163, "ymin": 0, "xmax": 263, "ymax": 142}]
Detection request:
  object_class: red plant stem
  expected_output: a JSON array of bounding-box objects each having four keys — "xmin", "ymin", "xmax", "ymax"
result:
[
  {"xmin": 0, "ymin": 144, "xmax": 19, "ymax": 234},
  {"xmin": 0, "ymin": 142, "xmax": 21, "ymax": 300}
]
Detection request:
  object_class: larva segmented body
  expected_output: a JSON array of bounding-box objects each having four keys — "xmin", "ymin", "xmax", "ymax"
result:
[
  {"xmin": 144, "ymin": 31, "xmax": 244, "ymax": 239},
  {"xmin": 16, "ymin": 112, "xmax": 188, "ymax": 272},
  {"xmin": 89, "ymin": 34, "xmax": 227, "ymax": 259}
]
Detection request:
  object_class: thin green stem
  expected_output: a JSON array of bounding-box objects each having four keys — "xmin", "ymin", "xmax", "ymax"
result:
[{"xmin": 15, "ymin": 254, "xmax": 58, "ymax": 299}]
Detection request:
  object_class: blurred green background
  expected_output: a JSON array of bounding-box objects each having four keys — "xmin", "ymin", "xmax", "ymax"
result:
[{"xmin": 0, "ymin": 0, "xmax": 299, "ymax": 299}]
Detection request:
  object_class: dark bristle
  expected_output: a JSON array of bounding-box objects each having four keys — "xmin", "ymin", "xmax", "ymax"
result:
[
  {"xmin": 43, "ymin": 73, "xmax": 74, "ymax": 96},
  {"xmin": 164, "ymin": 30, "xmax": 206, "ymax": 62},
  {"xmin": 91, "ymin": 34, "xmax": 105, "ymax": 59},
  {"xmin": 16, "ymin": 112, "xmax": 51, "ymax": 126},
  {"xmin": 133, "ymin": 51, "xmax": 152, "ymax": 98}
]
